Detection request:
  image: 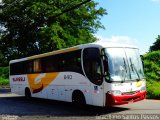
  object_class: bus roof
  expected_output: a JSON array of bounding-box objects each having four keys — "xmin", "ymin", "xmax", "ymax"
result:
[
  {"xmin": 81, "ymin": 42, "xmax": 138, "ymax": 49},
  {"xmin": 10, "ymin": 42, "xmax": 138, "ymax": 64}
]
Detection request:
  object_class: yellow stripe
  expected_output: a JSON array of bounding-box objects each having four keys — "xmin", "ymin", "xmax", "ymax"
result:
[
  {"xmin": 27, "ymin": 72, "xmax": 59, "ymax": 93},
  {"xmin": 27, "ymin": 47, "xmax": 79, "ymax": 60}
]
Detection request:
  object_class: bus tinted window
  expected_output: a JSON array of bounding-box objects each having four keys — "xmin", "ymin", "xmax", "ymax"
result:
[
  {"xmin": 83, "ymin": 48, "xmax": 103, "ymax": 85},
  {"xmin": 10, "ymin": 50, "xmax": 83, "ymax": 75},
  {"xmin": 33, "ymin": 59, "xmax": 42, "ymax": 73},
  {"xmin": 42, "ymin": 55, "xmax": 60, "ymax": 72},
  {"xmin": 60, "ymin": 50, "xmax": 82, "ymax": 73},
  {"xmin": 10, "ymin": 61, "xmax": 26, "ymax": 75},
  {"xmin": 27, "ymin": 61, "xmax": 33, "ymax": 73}
]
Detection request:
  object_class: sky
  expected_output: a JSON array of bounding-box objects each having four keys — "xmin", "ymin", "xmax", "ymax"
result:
[
  {"xmin": 0, "ymin": 0, "xmax": 159, "ymax": 54},
  {"xmin": 95, "ymin": 0, "xmax": 160, "ymax": 54}
]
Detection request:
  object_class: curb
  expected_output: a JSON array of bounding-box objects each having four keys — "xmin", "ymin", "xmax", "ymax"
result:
[{"xmin": 0, "ymin": 86, "xmax": 10, "ymax": 89}]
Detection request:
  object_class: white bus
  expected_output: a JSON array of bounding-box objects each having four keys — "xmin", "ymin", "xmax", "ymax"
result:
[{"xmin": 9, "ymin": 43, "xmax": 146, "ymax": 107}]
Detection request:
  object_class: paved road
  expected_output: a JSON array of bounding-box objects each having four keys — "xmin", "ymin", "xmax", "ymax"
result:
[{"xmin": 0, "ymin": 88, "xmax": 160, "ymax": 120}]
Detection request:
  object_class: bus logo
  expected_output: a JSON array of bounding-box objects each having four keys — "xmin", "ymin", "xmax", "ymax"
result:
[{"xmin": 13, "ymin": 77, "xmax": 25, "ymax": 82}]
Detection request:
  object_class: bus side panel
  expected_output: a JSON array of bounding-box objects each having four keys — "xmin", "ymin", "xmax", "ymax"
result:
[
  {"xmin": 50, "ymin": 72, "xmax": 92, "ymax": 104},
  {"xmin": 47, "ymin": 85, "xmax": 59, "ymax": 100},
  {"xmin": 10, "ymin": 72, "xmax": 94, "ymax": 106},
  {"xmin": 28, "ymin": 72, "xmax": 93, "ymax": 105},
  {"xmin": 10, "ymin": 75, "xmax": 29, "ymax": 95}
]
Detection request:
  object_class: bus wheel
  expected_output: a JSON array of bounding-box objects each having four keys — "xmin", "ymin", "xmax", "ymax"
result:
[
  {"xmin": 72, "ymin": 91, "xmax": 86, "ymax": 107},
  {"xmin": 25, "ymin": 88, "xmax": 31, "ymax": 98}
]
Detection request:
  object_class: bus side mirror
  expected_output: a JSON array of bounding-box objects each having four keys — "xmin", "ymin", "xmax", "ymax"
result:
[
  {"xmin": 140, "ymin": 55, "xmax": 145, "ymax": 69},
  {"xmin": 103, "ymin": 60, "xmax": 108, "ymax": 71},
  {"xmin": 142, "ymin": 60, "xmax": 145, "ymax": 69},
  {"xmin": 102, "ymin": 60, "xmax": 110, "ymax": 81}
]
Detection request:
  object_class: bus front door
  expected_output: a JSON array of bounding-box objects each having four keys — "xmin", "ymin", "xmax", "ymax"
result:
[{"xmin": 83, "ymin": 48, "xmax": 104, "ymax": 107}]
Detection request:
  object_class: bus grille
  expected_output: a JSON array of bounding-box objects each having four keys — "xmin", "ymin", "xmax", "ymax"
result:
[{"xmin": 122, "ymin": 91, "xmax": 138, "ymax": 95}]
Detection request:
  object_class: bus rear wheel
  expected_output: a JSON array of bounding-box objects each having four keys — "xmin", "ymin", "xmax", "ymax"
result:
[
  {"xmin": 25, "ymin": 88, "xmax": 31, "ymax": 98},
  {"xmin": 72, "ymin": 91, "xmax": 86, "ymax": 107}
]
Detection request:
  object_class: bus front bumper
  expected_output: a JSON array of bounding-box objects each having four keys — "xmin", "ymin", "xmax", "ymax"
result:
[{"xmin": 105, "ymin": 91, "xmax": 147, "ymax": 106}]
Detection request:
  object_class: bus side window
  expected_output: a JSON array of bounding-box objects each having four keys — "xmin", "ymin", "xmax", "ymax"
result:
[
  {"xmin": 43, "ymin": 55, "xmax": 60, "ymax": 72},
  {"xmin": 59, "ymin": 50, "xmax": 82, "ymax": 74},
  {"xmin": 83, "ymin": 48, "xmax": 103, "ymax": 85},
  {"xmin": 33, "ymin": 59, "xmax": 42, "ymax": 73},
  {"xmin": 27, "ymin": 61, "xmax": 33, "ymax": 73}
]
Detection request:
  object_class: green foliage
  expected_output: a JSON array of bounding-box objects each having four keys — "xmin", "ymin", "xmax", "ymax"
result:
[
  {"xmin": 0, "ymin": 51, "xmax": 8, "ymax": 67},
  {"xmin": 147, "ymin": 80, "xmax": 160, "ymax": 99},
  {"xmin": 143, "ymin": 50, "xmax": 160, "ymax": 82},
  {"xmin": 0, "ymin": 67, "xmax": 9, "ymax": 86},
  {"xmin": 143, "ymin": 51, "xmax": 160, "ymax": 99},
  {"xmin": 0, "ymin": 77, "xmax": 9, "ymax": 86},
  {"xmin": 0, "ymin": 0, "xmax": 107, "ymax": 63},
  {"xmin": 150, "ymin": 35, "xmax": 160, "ymax": 52},
  {"xmin": 0, "ymin": 67, "xmax": 9, "ymax": 79}
]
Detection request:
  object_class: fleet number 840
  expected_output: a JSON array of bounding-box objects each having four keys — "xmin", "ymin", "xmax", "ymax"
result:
[{"xmin": 64, "ymin": 75, "xmax": 72, "ymax": 80}]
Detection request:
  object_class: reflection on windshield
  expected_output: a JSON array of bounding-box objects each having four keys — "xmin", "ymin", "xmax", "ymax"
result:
[
  {"xmin": 126, "ymin": 48, "xmax": 145, "ymax": 80},
  {"xmin": 105, "ymin": 48, "xmax": 145, "ymax": 82}
]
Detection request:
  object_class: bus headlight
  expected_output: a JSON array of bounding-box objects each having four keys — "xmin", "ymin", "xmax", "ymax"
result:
[
  {"xmin": 107, "ymin": 90, "xmax": 122, "ymax": 96},
  {"xmin": 140, "ymin": 86, "xmax": 146, "ymax": 92}
]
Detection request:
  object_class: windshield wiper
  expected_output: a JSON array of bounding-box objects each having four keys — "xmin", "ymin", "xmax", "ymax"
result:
[
  {"xmin": 121, "ymin": 57, "xmax": 127, "ymax": 83},
  {"xmin": 129, "ymin": 58, "xmax": 140, "ymax": 81}
]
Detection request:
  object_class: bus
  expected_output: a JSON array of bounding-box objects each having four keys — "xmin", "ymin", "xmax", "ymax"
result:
[{"xmin": 9, "ymin": 43, "xmax": 146, "ymax": 107}]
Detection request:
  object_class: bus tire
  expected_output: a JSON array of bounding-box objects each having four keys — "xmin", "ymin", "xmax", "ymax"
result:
[
  {"xmin": 25, "ymin": 87, "xmax": 31, "ymax": 99},
  {"xmin": 72, "ymin": 90, "xmax": 86, "ymax": 107}
]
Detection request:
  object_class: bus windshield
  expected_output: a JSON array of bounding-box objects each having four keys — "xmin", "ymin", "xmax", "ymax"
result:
[{"xmin": 105, "ymin": 48, "xmax": 145, "ymax": 82}]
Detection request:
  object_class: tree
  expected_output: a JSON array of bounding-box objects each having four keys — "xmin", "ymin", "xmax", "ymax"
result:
[
  {"xmin": 0, "ymin": 0, "xmax": 107, "ymax": 62},
  {"xmin": 150, "ymin": 35, "xmax": 160, "ymax": 52},
  {"xmin": 0, "ymin": 50, "xmax": 8, "ymax": 67}
]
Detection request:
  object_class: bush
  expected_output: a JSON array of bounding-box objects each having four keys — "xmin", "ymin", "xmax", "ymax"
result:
[
  {"xmin": 0, "ymin": 77, "xmax": 9, "ymax": 85},
  {"xmin": 0, "ymin": 67, "xmax": 9, "ymax": 86},
  {"xmin": 0, "ymin": 67, "xmax": 9, "ymax": 79},
  {"xmin": 143, "ymin": 51, "xmax": 160, "ymax": 99},
  {"xmin": 147, "ymin": 80, "xmax": 160, "ymax": 99}
]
